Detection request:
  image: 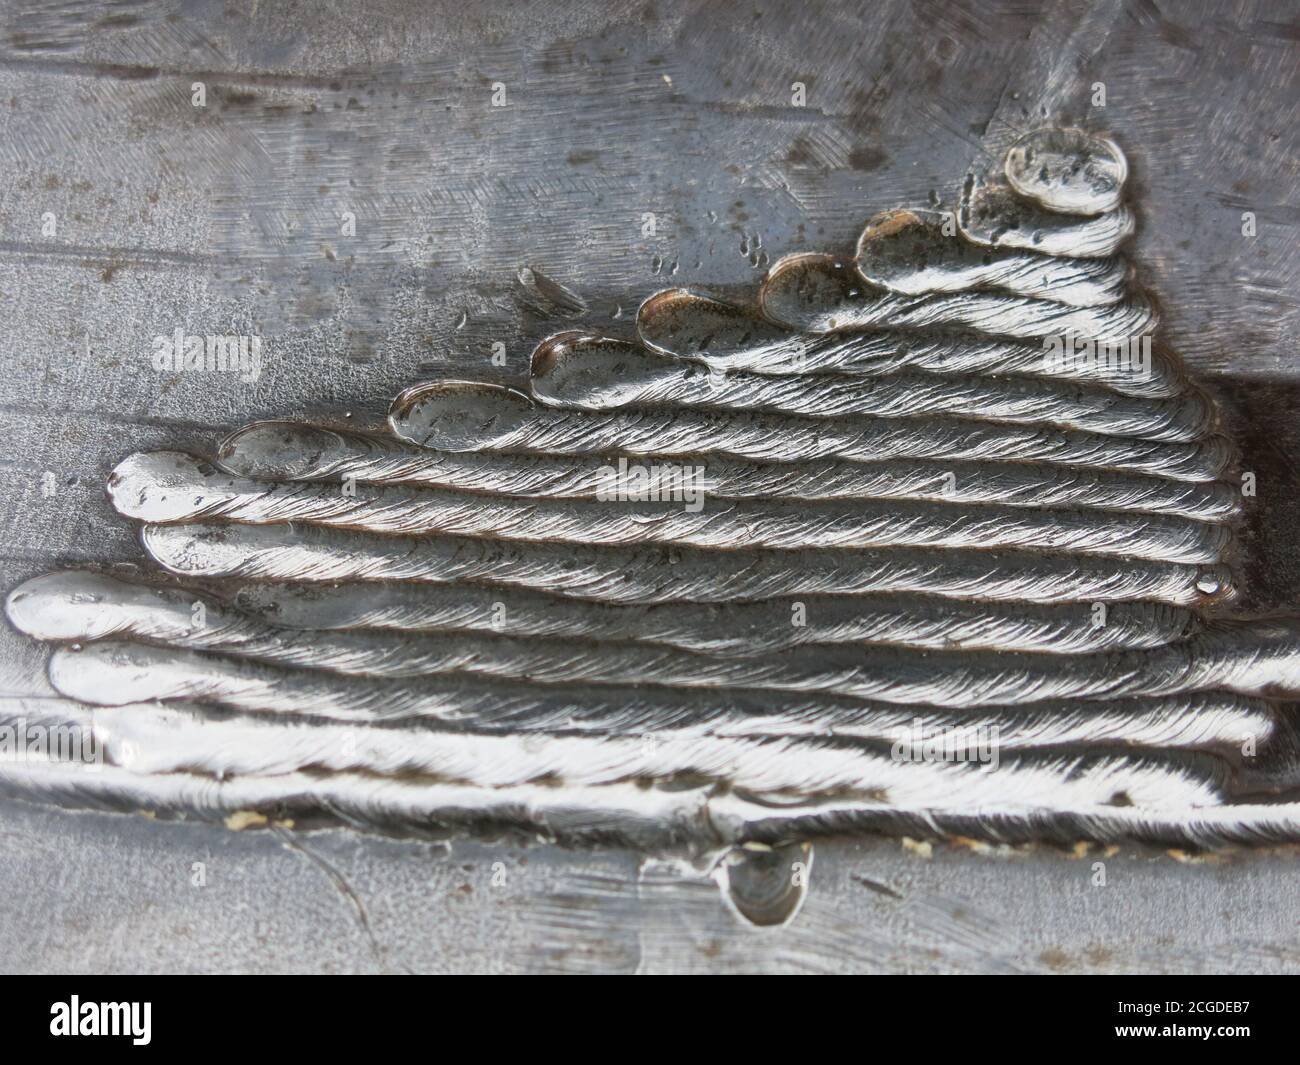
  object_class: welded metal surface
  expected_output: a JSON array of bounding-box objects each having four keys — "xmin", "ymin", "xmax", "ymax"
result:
[{"xmin": 0, "ymin": 0, "xmax": 1298, "ymax": 972}]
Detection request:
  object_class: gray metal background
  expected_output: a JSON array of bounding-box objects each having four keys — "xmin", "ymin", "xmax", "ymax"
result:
[{"xmin": 0, "ymin": 0, "xmax": 1297, "ymax": 973}]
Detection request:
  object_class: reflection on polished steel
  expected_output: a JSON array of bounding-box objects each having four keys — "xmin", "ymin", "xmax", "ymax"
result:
[{"xmin": 7, "ymin": 127, "xmax": 1300, "ymax": 900}]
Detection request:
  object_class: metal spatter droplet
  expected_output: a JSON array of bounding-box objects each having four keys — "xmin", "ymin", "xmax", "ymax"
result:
[
  {"xmin": 8, "ymin": 125, "xmax": 1300, "ymax": 869},
  {"xmin": 715, "ymin": 842, "xmax": 813, "ymax": 928}
]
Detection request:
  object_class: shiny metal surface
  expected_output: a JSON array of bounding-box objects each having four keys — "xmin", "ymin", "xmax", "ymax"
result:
[{"xmin": 0, "ymin": 0, "xmax": 1294, "ymax": 972}]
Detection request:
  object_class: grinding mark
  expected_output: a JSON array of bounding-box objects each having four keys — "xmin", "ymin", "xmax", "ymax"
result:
[
  {"xmin": 0, "ymin": 401, "xmax": 239, "ymax": 435},
  {"xmin": 855, "ymin": 875, "xmax": 905, "ymax": 901},
  {"xmin": 522, "ymin": 872, "xmax": 645, "ymax": 974},
  {"xmin": 0, "ymin": 54, "xmax": 386, "ymax": 91},
  {"xmin": 268, "ymin": 826, "xmax": 407, "ymax": 975},
  {"xmin": 516, "ymin": 266, "xmax": 589, "ymax": 318},
  {"xmin": 0, "ymin": 240, "xmax": 234, "ymax": 271},
  {"xmin": 108, "ymin": 451, "xmax": 1229, "ymax": 563},
  {"xmin": 899, "ymin": 891, "xmax": 1030, "ymax": 972}
]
